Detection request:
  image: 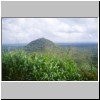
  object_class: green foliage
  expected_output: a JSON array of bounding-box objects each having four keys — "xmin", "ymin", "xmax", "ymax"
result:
[
  {"xmin": 2, "ymin": 49, "xmax": 98, "ymax": 81},
  {"xmin": 2, "ymin": 38, "xmax": 98, "ymax": 81}
]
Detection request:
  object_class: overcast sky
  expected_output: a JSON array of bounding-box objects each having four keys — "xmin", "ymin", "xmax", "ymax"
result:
[{"xmin": 2, "ymin": 18, "xmax": 98, "ymax": 44}]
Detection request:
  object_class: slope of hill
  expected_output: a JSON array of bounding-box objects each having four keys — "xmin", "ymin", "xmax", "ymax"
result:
[{"xmin": 24, "ymin": 38, "xmax": 58, "ymax": 52}]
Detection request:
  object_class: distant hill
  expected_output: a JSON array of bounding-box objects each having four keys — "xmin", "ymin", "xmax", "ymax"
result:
[{"xmin": 24, "ymin": 38, "xmax": 58, "ymax": 52}]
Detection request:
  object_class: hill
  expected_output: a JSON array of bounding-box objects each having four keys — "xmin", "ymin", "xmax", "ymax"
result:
[{"xmin": 24, "ymin": 38, "xmax": 58, "ymax": 52}]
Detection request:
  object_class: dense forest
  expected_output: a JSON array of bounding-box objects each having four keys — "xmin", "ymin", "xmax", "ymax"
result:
[{"xmin": 2, "ymin": 38, "xmax": 98, "ymax": 81}]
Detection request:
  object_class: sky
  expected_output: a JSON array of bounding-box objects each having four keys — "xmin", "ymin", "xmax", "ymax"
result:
[{"xmin": 2, "ymin": 18, "xmax": 98, "ymax": 44}]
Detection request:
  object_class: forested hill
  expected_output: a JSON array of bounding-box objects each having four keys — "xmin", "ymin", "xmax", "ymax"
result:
[{"xmin": 24, "ymin": 38, "xmax": 58, "ymax": 52}]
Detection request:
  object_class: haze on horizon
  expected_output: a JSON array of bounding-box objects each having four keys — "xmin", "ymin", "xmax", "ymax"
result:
[{"xmin": 2, "ymin": 18, "xmax": 98, "ymax": 44}]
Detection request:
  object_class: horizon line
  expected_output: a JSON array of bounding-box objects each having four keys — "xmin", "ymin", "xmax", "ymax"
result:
[{"xmin": 2, "ymin": 42, "xmax": 98, "ymax": 45}]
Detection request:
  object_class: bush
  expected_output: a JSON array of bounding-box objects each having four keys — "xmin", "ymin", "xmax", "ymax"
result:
[{"xmin": 2, "ymin": 50, "xmax": 98, "ymax": 81}]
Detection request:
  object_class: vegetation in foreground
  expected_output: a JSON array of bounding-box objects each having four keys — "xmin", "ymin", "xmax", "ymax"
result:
[{"xmin": 2, "ymin": 50, "xmax": 98, "ymax": 81}]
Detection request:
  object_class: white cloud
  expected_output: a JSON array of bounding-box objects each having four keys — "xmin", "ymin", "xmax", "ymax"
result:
[{"xmin": 2, "ymin": 18, "xmax": 98, "ymax": 44}]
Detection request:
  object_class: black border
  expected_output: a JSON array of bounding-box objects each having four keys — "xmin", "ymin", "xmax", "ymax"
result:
[{"xmin": 1, "ymin": 17, "xmax": 99, "ymax": 81}]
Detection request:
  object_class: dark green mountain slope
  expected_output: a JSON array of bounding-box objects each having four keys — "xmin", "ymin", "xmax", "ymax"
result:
[{"xmin": 24, "ymin": 38, "xmax": 58, "ymax": 52}]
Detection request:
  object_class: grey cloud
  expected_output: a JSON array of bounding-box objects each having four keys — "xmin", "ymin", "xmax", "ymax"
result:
[{"xmin": 2, "ymin": 18, "xmax": 98, "ymax": 44}]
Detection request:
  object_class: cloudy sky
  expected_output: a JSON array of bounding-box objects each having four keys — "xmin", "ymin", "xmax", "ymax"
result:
[{"xmin": 2, "ymin": 18, "xmax": 98, "ymax": 44}]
